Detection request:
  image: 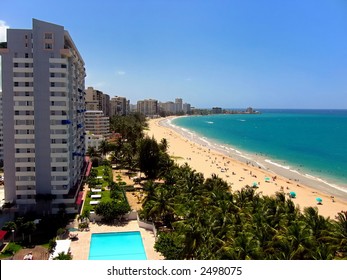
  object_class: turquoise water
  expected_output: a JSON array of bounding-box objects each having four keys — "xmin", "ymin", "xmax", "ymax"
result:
[
  {"xmin": 172, "ymin": 110, "xmax": 347, "ymax": 190},
  {"xmin": 88, "ymin": 231, "xmax": 147, "ymax": 260}
]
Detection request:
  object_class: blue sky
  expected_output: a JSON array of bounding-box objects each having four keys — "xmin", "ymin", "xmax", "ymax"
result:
[{"xmin": 1, "ymin": 0, "xmax": 347, "ymax": 109}]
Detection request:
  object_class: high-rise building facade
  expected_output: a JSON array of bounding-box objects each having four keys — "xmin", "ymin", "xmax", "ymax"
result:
[
  {"xmin": 84, "ymin": 110, "xmax": 110, "ymax": 137},
  {"xmin": 0, "ymin": 19, "xmax": 86, "ymax": 214},
  {"xmin": 175, "ymin": 98, "xmax": 183, "ymax": 113},
  {"xmin": 0, "ymin": 91, "xmax": 3, "ymax": 165},
  {"xmin": 137, "ymin": 99, "xmax": 158, "ymax": 117},
  {"xmin": 85, "ymin": 86, "xmax": 110, "ymax": 117},
  {"xmin": 110, "ymin": 96, "xmax": 129, "ymax": 117}
]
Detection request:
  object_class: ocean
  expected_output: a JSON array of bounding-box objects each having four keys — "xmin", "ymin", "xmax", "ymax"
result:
[{"xmin": 171, "ymin": 109, "xmax": 347, "ymax": 198}]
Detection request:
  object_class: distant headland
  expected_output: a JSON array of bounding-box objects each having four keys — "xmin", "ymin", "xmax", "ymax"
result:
[{"xmin": 190, "ymin": 107, "xmax": 261, "ymax": 115}]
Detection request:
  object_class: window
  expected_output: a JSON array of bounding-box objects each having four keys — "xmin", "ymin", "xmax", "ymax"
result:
[
  {"xmin": 45, "ymin": 33, "xmax": 53, "ymax": 40},
  {"xmin": 45, "ymin": 43, "xmax": 53, "ymax": 50}
]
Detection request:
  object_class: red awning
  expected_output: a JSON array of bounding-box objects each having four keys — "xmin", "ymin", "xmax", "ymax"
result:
[
  {"xmin": 85, "ymin": 161, "xmax": 92, "ymax": 177},
  {"xmin": 76, "ymin": 191, "xmax": 84, "ymax": 205},
  {"xmin": 0, "ymin": 230, "xmax": 7, "ymax": 240}
]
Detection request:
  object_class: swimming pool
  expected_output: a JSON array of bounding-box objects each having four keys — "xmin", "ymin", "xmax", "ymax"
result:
[{"xmin": 88, "ymin": 231, "xmax": 147, "ymax": 260}]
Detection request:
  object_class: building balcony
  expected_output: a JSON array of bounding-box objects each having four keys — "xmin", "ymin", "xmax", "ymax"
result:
[
  {"xmin": 60, "ymin": 48, "xmax": 73, "ymax": 58},
  {"xmin": 16, "ymin": 190, "xmax": 36, "ymax": 195},
  {"xmin": 13, "ymin": 67, "xmax": 34, "ymax": 73},
  {"xmin": 49, "ymin": 77, "xmax": 68, "ymax": 83},
  {"xmin": 14, "ymin": 106, "xmax": 34, "ymax": 111},
  {"xmin": 15, "ymin": 181, "xmax": 36, "ymax": 186},
  {"xmin": 13, "ymin": 77, "xmax": 34, "ymax": 82},
  {"xmin": 13, "ymin": 58, "xmax": 33, "ymax": 63},
  {"xmin": 15, "ymin": 162, "xmax": 35, "ymax": 167},
  {"xmin": 13, "ymin": 96, "xmax": 34, "ymax": 102},
  {"xmin": 49, "ymin": 87, "xmax": 68, "ymax": 92},
  {"xmin": 16, "ymin": 199, "xmax": 36, "ymax": 205},
  {"xmin": 49, "ymin": 58, "xmax": 68, "ymax": 64},
  {"xmin": 13, "ymin": 86, "xmax": 34, "ymax": 92}
]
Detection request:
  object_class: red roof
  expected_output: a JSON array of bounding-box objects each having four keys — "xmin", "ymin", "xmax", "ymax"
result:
[
  {"xmin": 0, "ymin": 230, "xmax": 7, "ymax": 240},
  {"xmin": 76, "ymin": 191, "xmax": 84, "ymax": 205},
  {"xmin": 85, "ymin": 161, "xmax": 92, "ymax": 177}
]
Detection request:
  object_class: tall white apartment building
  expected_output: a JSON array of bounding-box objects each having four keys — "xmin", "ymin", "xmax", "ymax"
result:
[
  {"xmin": 0, "ymin": 19, "xmax": 86, "ymax": 214},
  {"xmin": 175, "ymin": 98, "xmax": 183, "ymax": 113},
  {"xmin": 0, "ymin": 91, "xmax": 3, "ymax": 165}
]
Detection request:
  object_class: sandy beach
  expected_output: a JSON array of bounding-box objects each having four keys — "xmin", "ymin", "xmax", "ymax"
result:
[{"xmin": 146, "ymin": 117, "xmax": 347, "ymax": 219}]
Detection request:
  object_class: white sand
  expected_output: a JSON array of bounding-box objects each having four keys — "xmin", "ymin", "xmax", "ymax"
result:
[{"xmin": 146, "ymin": 117, "xmax": 347, "ymax": 219}]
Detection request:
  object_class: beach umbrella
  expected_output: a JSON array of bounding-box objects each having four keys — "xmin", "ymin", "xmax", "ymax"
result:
[
  {"xmin": 316, "ymin": 197, "xmax": 323, "ymax": 204},
  {"xmin": 289, "ymin": 191, "xmax": 296, "ymax": 198},
  {"xmin": 252, "ymin": 182, "xmax": 258, "ymax": 188},
  {"xmin": 265, "ymin": 177, "xmax": 270, "ymax": 182}
]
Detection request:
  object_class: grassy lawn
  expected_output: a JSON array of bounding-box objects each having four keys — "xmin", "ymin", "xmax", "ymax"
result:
[
  {"xmin": 0, "ymin": 242, "xmax": 22, "ymax": 259},
  {"xmin": 84, "ymin": 188, "xmax": 111, "ymax": 213},
  {"xmin": 82, "ymin": 165, "xmax": 114, "ymax": 213},
  {"xmin": 81, "ymin": 164, "xmax": 131, "ymax": 216},
  {"xmin": 94, "ymin": 165, "xmax": 112, "ymax": 188}
]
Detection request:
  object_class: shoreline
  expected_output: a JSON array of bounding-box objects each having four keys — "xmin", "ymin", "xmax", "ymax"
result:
[
  {"xmin": 147, "ymin": 117, "xmax": 347, "ymax": 219},
  {"xmin": 166, "ymin": 116, "xmax": 347, "ymax": 200}
]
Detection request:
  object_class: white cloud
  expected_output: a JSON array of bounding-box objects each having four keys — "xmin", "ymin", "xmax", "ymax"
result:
[
  {"xmin": 0, "ymin": 20, "xmax": 9, "ymax": 42},
  {"xmin": 116, "ymin": 71, "xmax": 126, "ymax": 76}
]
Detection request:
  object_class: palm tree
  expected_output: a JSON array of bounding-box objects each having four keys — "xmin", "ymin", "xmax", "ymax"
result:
[
  {"xmin": 303, "ymin": 207, "xmax": 329, "ymax": 239},
  {"xmin": 328, "ymin": 211, "xmax": 347, "ymax": 259},
  {"xmin": 98, "ymin": 140, "xmax": 109, "ymax": 159},
  {"xmin": 285, "ymin": 220, "xmax": 314, "ymax": 259},
  {"xmin": 87, "ymin": 146, "xmax": 98, "ymax": 158},
  {"xmin": 232, "ymin": 231, "xmax": 261, "ymax": 260},
  {"xmin": 159, "ymin": 138, "xmax": 169, "ymax": 152},
  {"xmin": 53, "ymin": 252, "xmax": 72, "ymax": 260},
  {"xmin": 138, "ymin": 136, "xmax": 160, "ymax": 179},
  {"xmin": 147, "ymin": 187, "xmax": 176, "ymax": 226}
]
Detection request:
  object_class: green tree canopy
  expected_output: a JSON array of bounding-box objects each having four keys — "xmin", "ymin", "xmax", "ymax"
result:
[{"xmin": 139, "ymin": 136, "xmax": 161, "ymax": 179}]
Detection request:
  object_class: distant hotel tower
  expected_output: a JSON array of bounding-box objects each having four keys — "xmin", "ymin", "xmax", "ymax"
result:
[
  {"xmin": 0, "ymin": 19, "xmax": 86, "ymax": 214},
  {"xmin": 137, "ymin": 99, "xmax": 158, "ymax": 117}
]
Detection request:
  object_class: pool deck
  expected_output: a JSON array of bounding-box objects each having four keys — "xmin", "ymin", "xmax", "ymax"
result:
[{"xmin": 69, "ymin": 220, "xmax": 163, "ymax": 260}]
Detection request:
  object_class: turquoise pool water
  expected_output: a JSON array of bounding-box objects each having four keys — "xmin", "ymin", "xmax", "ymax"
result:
[{"xmin": 88, "ymin": 231, "xmax": 147, "ymax": 260}]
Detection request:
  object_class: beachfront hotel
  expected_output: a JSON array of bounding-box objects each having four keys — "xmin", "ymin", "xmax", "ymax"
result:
[
  {"xmin": 137, "ymin": 99, "xmax": 158, "ymax": 117},
  {"xmin": 0, "ymin": 19, "xmax": 86, "ymax": 214}
]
